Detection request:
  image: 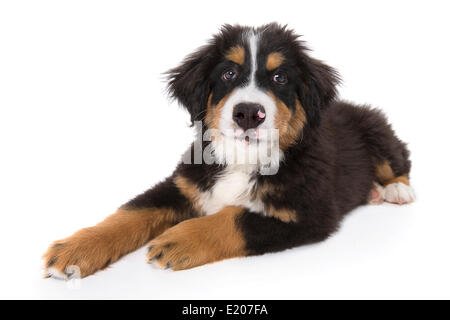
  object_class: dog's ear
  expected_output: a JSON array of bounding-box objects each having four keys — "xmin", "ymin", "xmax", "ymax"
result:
[
  {"xmin": 166, "ymin": 44, "xmax": 218, "ymax": 125},
  {"xmin": 296, "ymin": 56, "xmax": 340, "ymax": 127}
]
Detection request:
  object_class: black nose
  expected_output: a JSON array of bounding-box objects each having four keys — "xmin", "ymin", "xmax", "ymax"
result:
[{"xmin": 232, "ymin": 103, "xmax": 266, "ymax": 131}]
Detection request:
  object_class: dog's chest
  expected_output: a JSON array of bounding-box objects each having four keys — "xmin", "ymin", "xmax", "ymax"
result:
[{"xmin": 197, "ymin": 166, "xmax": 264, "ymax": 215}]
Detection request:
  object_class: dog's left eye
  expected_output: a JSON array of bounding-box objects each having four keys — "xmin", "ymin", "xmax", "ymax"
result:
[
  {"xmin": 272, "ymin": 72, "xmax": 288, "ymax": 85},
  {"xmin": 222, "ymin": 69, "xmax": 238, "ymax": 81}
]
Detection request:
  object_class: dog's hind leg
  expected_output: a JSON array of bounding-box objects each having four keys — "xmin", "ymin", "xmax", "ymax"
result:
[
  {"xmin": 344, "ymin": 104, "xmax": 415, "ymax": 205},
  {"xmin": 374, "ymin": 160, "xmax": 415, "ymax": 205}
]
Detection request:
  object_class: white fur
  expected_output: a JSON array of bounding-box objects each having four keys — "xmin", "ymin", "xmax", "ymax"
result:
[
  {"xmin": 248, "ymin": 31, "xmax": 259, "ymax": 84},
  {"xmin": 211, "ymin": 132, "xmax": 282, "ymax": 171},
  {"xmin": 201, "ymin": 30, "xmax": 287, "ymax": 214},
  {"xmin": 214, "ymin": 30, "xmax": 280, "ymax": 171},
  {"xmin": 45, "ymin": 264, "xmax": 81, "ymax": 280},
  {"xmin": 197, "ymin": 165, "xmax": 264, "ymax": 215},
  {"xmin": 384, "ymin": 182, "xmax": 416, "ymax": 204},
  {"xmin": 46, "ymin": 267, "xmax": 68, "ymax": 280},
  {"xmin": 149, "ymin": 260, "xmax": 169, "ymax": 270},
  {"xmin": 219, "ymin": 84, "xmax": 277, "ymax": 139}
]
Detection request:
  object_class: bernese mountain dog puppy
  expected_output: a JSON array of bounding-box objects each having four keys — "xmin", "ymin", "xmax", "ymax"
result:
[{"xmin": 43, "ymin": 23, "xmax": 414, "ymax": 278}]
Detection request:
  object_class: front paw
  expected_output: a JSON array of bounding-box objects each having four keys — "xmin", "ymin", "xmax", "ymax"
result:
[
  {"xmin": 146, "ymin": 221, "xmax": 207, "ymax": 271},
  {"xmin": 43, "ymin": 230, "xmax": 113, "ymax": 279},
  {"xmin": 147, "ymin": 209, "xmax": 246, "ymax": 271}
]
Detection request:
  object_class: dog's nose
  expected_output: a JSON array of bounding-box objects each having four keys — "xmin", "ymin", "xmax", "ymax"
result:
[{"xmin": 232, "ymin": 103, "xmax": 266, "ymax": 131}]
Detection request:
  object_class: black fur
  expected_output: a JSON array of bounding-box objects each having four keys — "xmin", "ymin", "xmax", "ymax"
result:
[
  {"xmin": 167, "ymin": 23, "xmax": 340, "ymax": 128},
  {"xmin": 166, "ymin": 25, "xmax": 248, "ymax": 124},
  {"xmin": 240, "ymin": 99, "xmax": 411, "ymax": 254},
  {"xmin": 124, "ymin": 176, "xmax": 196, "ymax": 216},
  {"xmin": 129, "ymin": 23, "xmax": 412, "ymax": 261},
  {"xmin": 257, "ymin": 24, "xmax": 340, "ymax": 126},
  {"xmin": 44, "ymin": 24, "xmax": 414, "ymax": 278}
]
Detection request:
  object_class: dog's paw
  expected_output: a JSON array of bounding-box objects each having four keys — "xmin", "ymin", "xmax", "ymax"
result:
[
  {"xmin": 146, "ymin": 213, "xmax": 242, "ymax": 271},
  {"xmin": 384, "ymin": 182, "xmax": 415, "ymax": 205},
  {"xmin": 43, "ymin": 231, "xmax": 113, "ymax": 279},
  {"xmin": 146, "ymin": 221, "xmax": 204, "ymax": 271},
  {"xmin": 368, "ymin": 182, "xmax": 385, "ymax": 205}
]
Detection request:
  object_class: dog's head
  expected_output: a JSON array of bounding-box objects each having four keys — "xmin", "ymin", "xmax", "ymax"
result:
[{"xmin": 167, "ymin": 23, "xmax": 339, "ymax": 166}]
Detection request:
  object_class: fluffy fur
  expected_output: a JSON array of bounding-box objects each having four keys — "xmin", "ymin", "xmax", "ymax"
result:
[{"xmin": 43, "ymin": 23, "xmax": 414, "ymax": 278}]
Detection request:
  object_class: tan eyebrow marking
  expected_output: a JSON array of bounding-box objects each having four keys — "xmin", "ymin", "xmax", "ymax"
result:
[
  {"xmin": 266, "ymin": 52, "xmax": 285, "ymax": 70},
  {"xmin": 225, "ymin": 46, "xmax": 245, "ymax": 65}
]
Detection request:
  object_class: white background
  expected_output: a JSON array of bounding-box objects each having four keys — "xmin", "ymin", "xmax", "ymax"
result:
[{"xmin": 1, "ymin": 0, "xmax": 449, "ymax": 299}]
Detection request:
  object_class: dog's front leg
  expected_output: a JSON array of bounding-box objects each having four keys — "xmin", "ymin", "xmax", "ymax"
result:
[
  {"xmin": 147, "ymin": 205, "xmax": 337, "ymax": 270},
  {"xmin": 43, "ymin": 177, "xmax": 197, "ymax": 279},
  {"xmin": 147, "ymin": 206, "xmax": 247, "ymax": 270}
]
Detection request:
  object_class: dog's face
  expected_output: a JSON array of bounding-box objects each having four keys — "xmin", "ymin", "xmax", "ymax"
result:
[{"xmin": 167, "ymin": 23, "xmax": 339, "ymax": 159}]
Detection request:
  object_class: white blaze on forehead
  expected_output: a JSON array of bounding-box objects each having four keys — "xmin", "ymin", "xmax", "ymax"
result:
[
  {"xmin": 248, "ymin": 31, "xmax": 259, "ymax": 84},
  {"xmin": 212, "ymin": 29, "xmax": 281, "ymax": 170},
  {"xmin": 218, "ymin": 30, "xmax": 277, "ymax": 136}
]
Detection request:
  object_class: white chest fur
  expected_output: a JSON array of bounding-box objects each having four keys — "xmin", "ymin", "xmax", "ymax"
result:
[{"xmin": 197, "ymin": 165, "xmax": 264, "ymax": 215}]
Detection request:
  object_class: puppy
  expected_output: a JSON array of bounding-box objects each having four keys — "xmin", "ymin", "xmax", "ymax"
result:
[{"xmin": 43, "ymin": 23, "xmax": 414, "ymax": 278}]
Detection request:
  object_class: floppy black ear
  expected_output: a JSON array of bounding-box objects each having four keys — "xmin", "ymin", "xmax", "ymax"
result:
[
  {"xmin": 166, "ymin": 44, "xmax": 218, "ymax": 125},
  {"xmin": 297, "ymin": 56, "xmax": 340, "ymax": 127}
]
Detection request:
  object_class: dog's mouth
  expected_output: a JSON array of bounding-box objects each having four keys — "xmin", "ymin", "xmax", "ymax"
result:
[
  {"xmin": 220, "ymin": 129, "xmax": 264, "ymax": 145},
  {"xmin": 237, "ymin": 135, "xmax": 253, "ymax": 146}
]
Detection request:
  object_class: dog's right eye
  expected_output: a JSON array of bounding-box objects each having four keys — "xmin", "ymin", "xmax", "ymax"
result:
[{"xmin": 222, "ymin": 69, "xmax": 238, "ymax": 81}]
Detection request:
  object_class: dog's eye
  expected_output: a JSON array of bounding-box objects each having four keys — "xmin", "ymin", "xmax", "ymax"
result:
[
  {"xmin": 222, "ymin": 69, "xmax": 238, "ymax": 81},
  {"xmin": 272, "ymin": 72, "xmax": 288, "ymax": 85}
]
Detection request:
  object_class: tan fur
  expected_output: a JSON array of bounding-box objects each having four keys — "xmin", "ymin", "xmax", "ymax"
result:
[
  {"xmin": 385, "ymin": 175, "xmax": 410, "ymax": 186},
  {"xmin": 269, "ymin": 92, "xmax": 307, "ymax": 150},
  {"xmin": 205, "ymin": 91, "xmax": 233, "ymax": 130},
  {"xmin": 147, "ymin": 206, "xmax": 247, "ymax": 270},
  {"xmin": 174, "ymin": 175, "xmax": 204, "ymax": 214},
  {"xmin": 266, "ymin": 52, "xmax": 285, "ymax": 70},
  {"xmin": 267, "ymin": 206, "xmax": 298, "ymax": 223},
  {"xmin": 207, "ymin": 89, "xmax": 306, "ymax": 150},
  {"xmin": 375, "ymin": 160, "xmax": 410, "ymax": 186},
  {"xmin": 254, "ymin": 180, "xmax": 288, "ymax": 200},
  {"xmin": 254, "ymin": 180, "xmax": 275, "ymax": 198},
  {"xmin": 43, "ymin": 207, "xmax": 180, "ymax": 278},
  {"xmin": 254, "ymin": 182, "xmax": 298, "ymax": 222},
  {"xmin": 375, "ymin": 160, "xmax": 395, "ymax": 183},
  {"xmin": 225, "ymin": 46, "xmax": 245, "ymax": 65}
]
